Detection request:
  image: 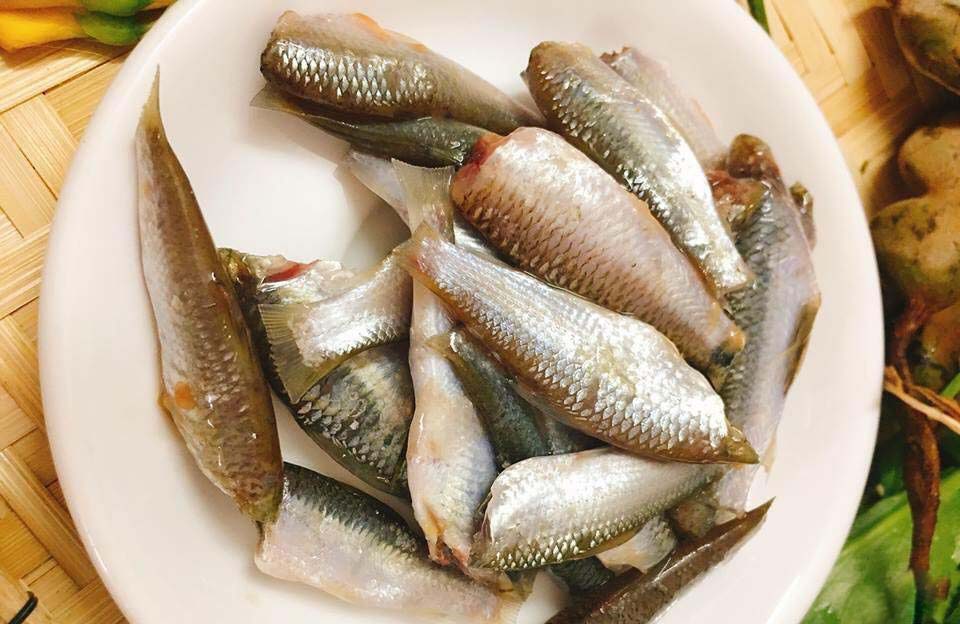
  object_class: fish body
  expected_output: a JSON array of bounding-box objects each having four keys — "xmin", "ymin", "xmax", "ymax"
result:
[
  {"xmin": 433, "ymin": 329, "xmax": 611, "ymax": 591},
  {"xmin": 260, "ymin": 252, "xmax": 412, "ymax": 402},
  {"xmin": 473, "ymin": 448, "xmax": 721, "ymax": 571},
  {"xmin": 222, "ymin": 250, "xmax": 412, "ymax": 497},
  {"xmin": 524, "ymin": 42, "xmax": 749, "ymax": 294},
  {"xmin": 342, "ymin": 149, "xmax": 493, "ymax": 256},
  {"xmin": 253, "ymin": 84, "xmax": 488, "ymax": 167},
  {"xmin": 136, "ymin": 75, "xmax": 282, "ymax": 522},
  {"xmin": 600, "ymin": 47, "xmax": 724, "ymax": 169},
  {"xmin": 261, "ymin": 12, "xmax": 540, "ymax": 134},
  {"xmin": 394, "ymin": 228, "xmax": 757, "ymax": 464},
  {"xmin": 451, "ymin": 128, "xmax": 743, "ymax": 375},
  {"xmin": 256, "ymin": 464, "xmax": 520, "ymax": 623},
  {"xmin": 547, "ymin": 501, "xmax": 771, "ymax": 624},
  {"xmin": 709, "ymin": 136, "xmax": 820, "ymax": 513},
  {"xmin": 395, "ymin": 163, "xmax": 499, "ymax": 579},
  {"xmin": 595, "ymin": 515, "xmax": 677, "ymax": 573}
]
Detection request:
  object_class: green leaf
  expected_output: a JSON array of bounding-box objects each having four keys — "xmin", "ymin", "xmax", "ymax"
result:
[
  {"xmin": 80, "ymin": 0, "xmax": 153, "ymax": 17},
  {"xmin": 803, "ymin": 470, "xmax": 960, "ymax": 624}
]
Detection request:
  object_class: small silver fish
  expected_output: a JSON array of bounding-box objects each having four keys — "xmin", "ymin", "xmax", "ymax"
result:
[
  {"xmin": 260, "ymin": 12, "xmax": 541, "ymax": 134},
  {"xmin": 221, "ymin": 250, "xmax": 412, "ymax": 497},
  {"xmin": 256, "ymin": 464, "xmax": 521, "ymax": 623},
  {"xmin": 525, "ymin": 42, "xmax": 750, "ymax": 294},
  {"xmin": 393, "ymin": 227, "xmax": 757, "ymax": 464},
  {"xmin": 472, "ymin": 448, "xmax": 721, "ymax": 571},
  {"xmin": 600, "ymin": 47, "xmax": 725, "ymax": 169},
  {"xmin": 259, "ymin": 253, "xmax": 412, "ymax": 402},
  {"xmin": 252, "ymin": 84, "xmax": 489, "ymax": 167},
  {"xmin": 451, "ymin": 128, "xmax": 743, "ymax": 377},
  {"xmin": 137, "ymin": 73, "xmax": 282, "ymax": 522},
  {"xmin": 709, "ymin": 136, "xmax": 820, "ymax": 514},
  {"xmin": 394, "ymin": 162, "xmax": 501, "ymax": 583}
]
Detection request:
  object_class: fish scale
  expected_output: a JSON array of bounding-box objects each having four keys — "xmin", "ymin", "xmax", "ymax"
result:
[
  {"xmin": 708, "ymin": 136, "xmax": 820, "ymax": 514},
  {"xmin": 256, "ymin": 464, "xmax": 519, "ymax": 623},
  {"xmin": 136, "ymin": 76, "xmax": 283, "ymax": 522},
  {"xmin": 220, "ymin": 249, "xmax": 413, "ymax": 498},
  {"xmin": 261, "ymin": 12, "xmax": 539, "ymax": 133},
  {"xmin": 394, "ymin": 228, "xmax": 757, "ymax": 463},
  {"xmin": 452, "ymin": 129, "xmax": 742, "ymax": 381},
  {"xmin": 472, "ymin": 449, "xmax": 721, "ymax": 571},
  {"xmin": 524, "ymin": 43, "xmax": 750, "ymax": 296}
]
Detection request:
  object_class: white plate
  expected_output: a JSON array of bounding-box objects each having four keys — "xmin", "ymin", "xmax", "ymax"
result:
[{"xmin": 39, "ymin": 1, "xmax": 883, "ymax": 622}]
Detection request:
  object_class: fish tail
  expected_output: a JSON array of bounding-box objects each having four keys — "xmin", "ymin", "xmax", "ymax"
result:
[
  {"xmin": 259, "ymin": 303, "xmax": 323, "ymax": 401},
  {"xmin": 392, "ymin": 160, "xmax": 455, "ymax": 238}
]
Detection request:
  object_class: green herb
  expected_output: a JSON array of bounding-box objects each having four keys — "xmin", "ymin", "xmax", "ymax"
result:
[
  {"xmin": 941, "ymin": 371, "xmax": 960, "ymax": 399},
  {"xmin": 748, "ymin": 0, "xmax": 770, "ymax": 34},
  {"xmin": 803, "ymin": 469, "xmax": 960, "ymax": 624}
]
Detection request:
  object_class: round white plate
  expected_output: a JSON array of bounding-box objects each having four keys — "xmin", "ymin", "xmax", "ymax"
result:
[{"xmin": 39, "ymin": 1, "xmax": 883, "ymax": 622}]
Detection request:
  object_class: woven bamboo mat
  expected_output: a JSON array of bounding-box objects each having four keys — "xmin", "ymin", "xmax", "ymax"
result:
[{"xmin": 0, "ymin": 1, "xmax": 952, "ymax": 622}]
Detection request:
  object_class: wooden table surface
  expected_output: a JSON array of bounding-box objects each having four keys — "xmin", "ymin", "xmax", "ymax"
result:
[{"xmin": 0, "ymin": 1, "xmax": 951, "ymax": 622}]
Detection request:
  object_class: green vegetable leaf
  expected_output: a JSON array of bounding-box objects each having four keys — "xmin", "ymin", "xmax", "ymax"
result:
[{"xmin": 803, "ymin": 470, "xmax": 960, "ymax": 624}]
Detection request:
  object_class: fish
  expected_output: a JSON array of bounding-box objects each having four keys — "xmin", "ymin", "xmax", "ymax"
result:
[
  {"xmin": 600, "ymin": 47, "xmax": 725, "ymax": 169},
  {"xmin": 451, "ymin": 128, "xmax": 743, "ymax": 377},
  {"xmin": 259, "ymin": 251, "xmax": 412, "ymax": 402},
  {"xmin": 252, "ymin": 84, "xmax": 488, "ymax": 167},
  {"xmin": 431, "ymin": 328, "xmax": 610, "ymax": 591},
  {"xmin": 136, "ymin": 73, "xmax": 282, "ymax": 522},
  {"xmin": 221, "ymin": 250, "xmax": 413, "ymax": 497},
  {"xmin": 393, "ymin": 162, "xmax": 500, "ymax": 580},
  {"xmin": 595, "ymin": 515, "xmax": 677, "ymax": 573},
  {"xmin": 393, "ymin": 227, "xmax": 758, "ymax": 464},
  {"xmin": 708, "ymin": 135, "xmax": 820, "ymax": 514},
  {"xmin": 256, "ymin": 463, "xmax": 521, "ymax": 623},
  {"xmin": 472, "ymin": 448, "xmax": 722, "ymax": 571},
  {"xmin": 546, "ymin": 501, "xmax": 771, "ymax": 624},
  {"xmin": 524, "ymin": 42, "xmax": 750, "ymax": 294},
  {"xmin": 341, "ymin": 149, "xmax": 494, "ymax": 256},
  {"xmin": 260, "ymin": 12, "xmax": 540, "ymax": 134}
]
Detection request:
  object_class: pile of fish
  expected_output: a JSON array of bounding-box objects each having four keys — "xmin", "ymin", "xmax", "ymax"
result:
[{"xmin": 136, "ymin": 10, "xmax": 820, "ymax": 624}]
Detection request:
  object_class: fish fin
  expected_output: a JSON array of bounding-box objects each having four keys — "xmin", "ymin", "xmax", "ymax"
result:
[
  {"xmin": 250, "ymin": 83, "xmax": 303, "ymax": 116},
  {"xmin": 494, "ymin": 589, "xmax": 524, "ymax": 624},
  {"xmin": 718, "ymin": 424, "xmax": 759, "ymax": 464},
  {"xmin": 789, "ymin": 182, "xmax": 817, "ymax": 249},
  {"xmin": 258, "ymin": 303, "xmax": 323, "ymax": 401},
  {"xmin": 342, "ymin": 149, "xmax": 409, "ymax": 222},
  {"xmin": 425, "ymin": 330, "xmax": 457, "ymax": 358},
  {"xmin": 783, "ymin": 294, "xmax": 821, "ymax": 392},
  {"xmin": 137, "ymin": 69, "xmax": 164, "ymax": 139},
  {"xmin": 392, "ymin": 160, "xmax": 455, "ymax": 238}
]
